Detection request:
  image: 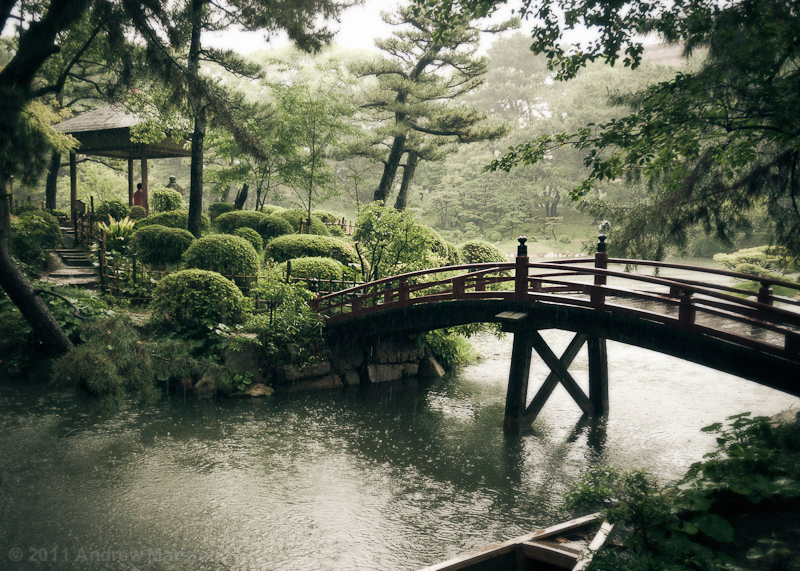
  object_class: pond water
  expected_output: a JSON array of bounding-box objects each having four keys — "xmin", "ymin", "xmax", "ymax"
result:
[{"xmin": 1, "ymin": 331, "xmax": 798, "ymax": 570}]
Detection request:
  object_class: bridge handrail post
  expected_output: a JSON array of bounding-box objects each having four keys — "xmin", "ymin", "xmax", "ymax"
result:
[
  {"xmin": 591, "ymin": 233, "xmax": 608, "ymax": 306},
  {"xmin": 453, "ymin": 275, "xmax": 466, "ymax": 298},
  {"xmin": 514, "ymin": 236, "xmax": 529, "ymax": 300},
  {"xmin": 787, "ymin": 333, "xmax": 800, "ymax": 356},
  {"xmin": 351, "ymin": 294, "xmax": 362, "ymax": 315},
  {"xmin": 679, "ymin": 289, "xmax": 695, "ymax": 326},
  {"xmin": 758, "ymin": 281, "xmax": 774, "ymax": 306},
  {"xmin": 384, "ymin": 280, "xmax": 394, "ymax": 304},
  {"xmin": 399, "ymin": 278, "xmax": 410, "ymax": 306}
]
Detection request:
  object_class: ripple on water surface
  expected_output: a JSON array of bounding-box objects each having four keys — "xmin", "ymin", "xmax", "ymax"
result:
[{"xmin": 1, "ymin": 332, "xmax": 798, "ymax": 570}]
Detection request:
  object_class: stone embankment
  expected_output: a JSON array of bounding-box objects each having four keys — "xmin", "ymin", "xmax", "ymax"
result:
[{"xmin": 276, "ymin": 337, "xmax": 447, "ymax": 393}]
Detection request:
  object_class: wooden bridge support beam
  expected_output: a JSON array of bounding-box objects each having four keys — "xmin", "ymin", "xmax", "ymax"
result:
[
  {"xmin": 588, "ymin": 337, "xmax": 609, "ymax": 415},
  {"xmin": 504, "ymin": 329, "xmax": 534, "ymax": 432},
  {"xmin": 504, "ymin": 329, "xmax": 609, "ymax": 432}
]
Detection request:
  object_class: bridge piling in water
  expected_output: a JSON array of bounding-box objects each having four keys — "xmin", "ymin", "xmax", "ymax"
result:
[{"xmin": 502, "ymin": 236, "xmax": 610, "ymax": 432}]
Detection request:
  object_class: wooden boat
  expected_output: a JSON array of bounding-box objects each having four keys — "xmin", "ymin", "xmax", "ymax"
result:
[{"xmin": 420, "ymin": 513, "xmax": 613, "ymax": 571}]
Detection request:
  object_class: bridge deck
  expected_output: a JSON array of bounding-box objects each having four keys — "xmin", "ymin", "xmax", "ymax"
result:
[{"xmin": 314, "ymin": 252, "xmax": 800, "ymax": 398}]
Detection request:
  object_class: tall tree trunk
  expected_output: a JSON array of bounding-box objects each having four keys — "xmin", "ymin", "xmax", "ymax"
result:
[
  {"xmin": 375, "ymin": 133, "xmax": 407, "ymax": 203},
  {"xmin": 394, "ymin": 150, "xmax": 418, "ymax": 211},
  {"xmin": 233, "ymin": 183, "xmax": 248, "ymax": 210},
  {"xmin": 45, "ymin": 152, "xmax": 61, "ymax": 211},
  {"xmin": 0, "ymin": 179, "xmax": 72, "ymax": 357},
  {"xmin": 186, "ymin": 0, "xmax": 206, "ymax": 238},
  {"xmin": 188, "ymin": 109, "xmax": 205, "ymax": 237}
]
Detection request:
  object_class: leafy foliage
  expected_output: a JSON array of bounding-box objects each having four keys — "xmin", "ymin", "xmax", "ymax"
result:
[
  {"xmin": 96, "ymin": 200, "xmax": 129, "ymax": 222},
  {"xmin": 128, "ymin": 205, "xmax": 147, "ymax": 220},
  {"xmin": 247, "ymin": 275, "xmax": 324, "ymax": 370},
  {"xmin": 459, "ymin": 240, "xmax": 507, "ymax": 264},
  {"xmin": 131, "ymin": 225, "xmax": 195, "ymax": 265},
  {"xmin": 149, "ymin": 269, "xmax": 252, "ymax": 336},
  {"xmin": 283, "ymin": 256, "xmax": 346, "ymax": 282},
  {"xmin": 486, "ymin": 0, "xmax": 800, "ymax": 258},
  {"xmin": 567, "ymin": 413, "xmax": 800, "ymax": 570},
  {"xmin": 9, "ymin": 211, "xmax": 63, "ymax": 269},
  {"xmin": 150, "ymin": 186, "xmax": 183, "ymax": 212},
  {"xmin": 233, "ymin": 227, "xmax": 263, "ymax": 253},
  {"xmin": 353, "ymin": 202, "xmax": 447, "ymax": 281},
  {"xmin": 215, "ymin": 209, "xmax": 294, "ymax": 244},
  {"xmin": 134, "ymin": 210, "xmax": 210, "ymax": 232},
  {"xmin": 278, "ymin": 209, "xmax": 329, "ymax": 235},
  {"xmin": 97, "ymin": 215, "xmax": 136, "ymax": 254},
  {"xmin": 265, "ymin": 234, "xmax": 359, "ymax": 266},
  {"xmin": 422, "ymin": 329, "xmax": 478, "ymax": 370},
  {"xmin": 182, "ymin": 234, "xmax": 259, "ymax": 278},
  {"xmin": 713, "ymin": 246, "xmax": 800, "ymax": 280},
  {"xmin": 208, "ymin": 202, "xmax": 235, "ymax": 222},
  {"xmin": 51, "ymin": 315, "xmax": 159, "ymax": 404}
]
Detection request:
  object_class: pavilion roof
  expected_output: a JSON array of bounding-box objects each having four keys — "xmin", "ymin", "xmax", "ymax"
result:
[{"xmin": 54, "ymin": 104, "xmax": 191, "ymax": 159}]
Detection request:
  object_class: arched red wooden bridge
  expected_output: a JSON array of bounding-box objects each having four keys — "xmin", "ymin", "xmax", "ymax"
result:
[{"xmin": 313, "ymin": 237, "xmax": 800, "ymax": 431}]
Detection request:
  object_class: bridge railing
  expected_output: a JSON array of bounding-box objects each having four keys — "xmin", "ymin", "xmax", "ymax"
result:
[{"xmin": 314, "ymin": 236, "xmax": 800, "ymax": 361}]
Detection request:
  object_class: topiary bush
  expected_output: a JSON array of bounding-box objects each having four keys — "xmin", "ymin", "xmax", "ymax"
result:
[
  {"xmin": 283, "ymin": 256, "xmax": 345, "ymax": 282},
  {"xmin": 460, "ymin": 240, "xmax": 508, "ymax": 264},
  {"xmin": 215, "ymin": 209, "xmax": 268, "ymax": 234},
  {"xmin": 208, "ymin": 202, "xmax": 235, "ymax": 222},
  {"xmin": 183, "ymin": 234, "xmax": 259, "ymax": 278},
  {"xmin": 135, "ymin": 209, "xmax": 210, "ymax": 232},
  {"xmin": 151, "ymin": 187, "xmax": 183, "ymax": 212},
  {"xmin": 96, "ymin": 199, "xmax": 129, "ymax": 221},
  {"xmin": 13, "ymin": 203, "xmax": 40, "ymax": 215},
  {"xmin": 127, "ymin": 205, "xmax": 147, "ymax": 220},
  {"xmin": 312, "ymin": 210, "xmax": 342, "ymax": 223},
  {"xmin": 257, "ymin": 214, "xmax": 293, "ymax": 243},
  {"xmin": 278, "ymin": 209, "xmax": 329, "ymax": 235},
  {"xmin": 265, "ymin": 234, "xmax": 359, "ymax": 266},
  {"xmin": 150, "ymin": 269, "xmax": 251, "ymax": 336},
  {"xmin": 233, "ymin": 227, "xmax": 263, "ymax": 252},
  {"xmin": 131, "ymin": 225, "xmax": 195, "ymax": 265},
  {"xmin": 260, "ymin": 204, "xmax": 285, "ymax": 215},
  {"xmin": 10, "ymin": 210, "xmax": 63, "ymax": 268}
]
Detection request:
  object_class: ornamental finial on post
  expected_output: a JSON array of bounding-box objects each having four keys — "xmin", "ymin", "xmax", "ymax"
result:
[
  {"xmin": 517, "ymin": 236, "xmax": 528, "ymax": 257},
  {"xmin": 597, "ymin": 220, "xmax": 610, "ymax": 253}
]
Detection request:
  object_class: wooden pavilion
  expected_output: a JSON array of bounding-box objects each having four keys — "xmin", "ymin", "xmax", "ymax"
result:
[{"xmin": 54, "ymin": 104, "xmax": 191, "ymax": 216}]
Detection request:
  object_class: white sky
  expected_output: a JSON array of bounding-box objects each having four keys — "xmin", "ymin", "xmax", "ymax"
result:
[{"xmin": 203, "ymin": 0, "xmax": 531, "ymax": 55}]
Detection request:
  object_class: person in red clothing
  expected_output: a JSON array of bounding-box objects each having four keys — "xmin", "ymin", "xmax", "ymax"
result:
[{"xmin": 133, "ymin": 183, "xmax": 143, "ymax": 206}]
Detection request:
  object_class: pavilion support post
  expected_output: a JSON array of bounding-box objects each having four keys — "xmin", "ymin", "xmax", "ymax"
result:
[
  {"xmin": 504, "ymin": 328, "xmax": 534, "ymax": 432},
  {"xmin": 69, "ymin": 151, "xmax": 77, "ymax": 219},
  {"xmin": 588, "ymin": 336, "xmax": 609, "ymax": 415},
  {"xmin": 140, "ymin": 155, "xmax": 149, "ymax": 214},
  {"xmin": 127, "ymin": 158, "xmax": 134, "ymax": 206}
]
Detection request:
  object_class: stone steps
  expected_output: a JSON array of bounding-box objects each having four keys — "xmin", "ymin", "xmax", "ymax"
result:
[{"xmin": 43, "ymin": 229, "xmax": 100, "ymax": 288}]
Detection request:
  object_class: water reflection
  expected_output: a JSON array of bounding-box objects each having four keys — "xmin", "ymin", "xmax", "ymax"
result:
[{"xmin": 1, "ymin": 331, "xmax": 798, "ymax": 570}]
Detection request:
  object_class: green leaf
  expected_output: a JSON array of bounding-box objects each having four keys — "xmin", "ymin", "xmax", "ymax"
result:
[{"xmin": 691, "ymin": 512, "xmax": 734, "ymax": 543}]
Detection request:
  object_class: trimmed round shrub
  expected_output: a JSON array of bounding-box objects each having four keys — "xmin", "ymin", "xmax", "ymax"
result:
[
  {"xmin": 215, "ymin": 210, "xmax": 268, "ymax": 234},
  {"xmin": 558, "ymin": 234, "xmax": 571, "ymax": 244},
  {"xmin": 14, "ymin": 203, "xmax": 40, "ymax": 215},
  {"xmin": 278, "ymin": 209, "xmax": 329, "ymax": 235},
  {"xmin": 460, "ymin": 240, "xmax": 508, "ymax": 264},
  {"xmin": 131, "ymin": 225, "xmax": 195, "ymax": 265},
  {"xmin": 150, "ymin": 269, "xmax": 250, "ymax": 335},
  {"xmin": 283, "ymin": 256, "xmax": 345, "ymax": 282},
  {"xmin": 416, "ymin": 224, "xmax": 449, "ymax": 258},
  {"xmin": 445, "ymin": 241, "xmax": 460, "ymax": 265},
  {"xmin": 233, "ymin": 227, "xmax": 263, "ymax": 252},
  {"xmin": 327, "ymin": 225, "xmax": 345, "ymax": 237},
  {"xmin": 312, "ymin": 210, "xmax": 342, "ymax": 223},
  {"xmin": 215, "ymin": 210, "xmax": 293, "ymax": 244},
  {"xmin": 257, "ymin": 214, "xmax": 293, "ymax": 243},
  {"xmin": 135, "ymin": 210, "xmax": 210, "ymax": 232},
  {"xmin": 266, "ymin": 234, "xmax": 359, "ymax": 266},
  {"xmin": 260, "ymin": 204, "xmax": 285, "ymax": 215},
  {"xmin": 128, "ymin": 205, "xmax": 147, "ymax": 220},
  {"xmin": 96, "ymin": 199, "xmax": 129, "ymax": 221},
  {"xmin": 151, "ymin": 187, "xmax": 183, "ymax": 212},
  {"xmin": 10, "ymin": 210, "xmax": 62, "ymax": 267},
  {"xmin": 208, "ymin": 202, "xmax": 235, "ymax": 222},
  {"xmin": 183, "ymin": 234, "xmax": 259, "ymax": 278}
]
